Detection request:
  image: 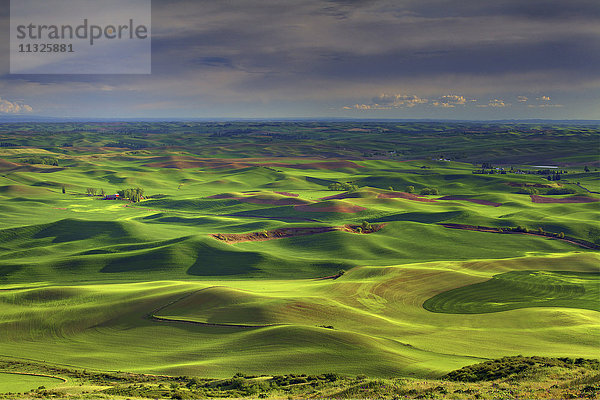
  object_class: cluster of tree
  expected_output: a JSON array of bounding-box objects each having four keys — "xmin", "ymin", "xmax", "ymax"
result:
[
  {"xmin": 105, "ymin": 141, "xmax": 150, "ymax": 149},
  {"xmin": 472, "ymin": 168, "xmax": 507, "ymax": 175},
  {"xmin": 472, "ymin": 163, "xmax": 506, "ymax": 174},
  {"xmin": 527, "ymin": 168, "xmax": 568, "ymax": 176},
  {"xmin": 504, "ymin": 225, "xmax": 565, "ymax": 238},
  {"xmin": 355, "ymin": 221, "xmax": 373, "ymax": 234},
  {"xmin": 516, "ymin": 187, "xmax": 539, "ymax": 195},
  {"xmin": 517, "ymin": 186, "xmax": 576, "ymax": 195},
  {"xmin": 86, "ymin": 188, "xmax": 105, "ymax": 196},
  {"xmin": 473, "ymin": 164, "xmax": 573, "ymax": 177},
  {"xmin": 328, "ymin": 182, "xmax": 358, "ymax": 191},
  {"xmin": 546, "ymin": 171, "xmax": 564, "ymax": 181},
  {"xmin": 118, "ymin": 187, "xmax": 145, "ymax": 202},
  {"xmin": 420, "ymin": 187, "xmax": 439, "ymax": 195},
  {"xmin": 20, "ymin": 157, "xmax": 59, "ymax": 166},
  {"xmin": 396, "ymin": 185, "xmax": 438, "ymax": 195},
  {"xmin": 583, "ymin": 165, "xmax": 598, "ymax": 172}
]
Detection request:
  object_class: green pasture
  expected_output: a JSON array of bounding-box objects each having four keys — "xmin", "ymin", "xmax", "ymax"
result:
[
  {"xmin": 0, "ymin": 252, "xmax": 598, "ymax": 378},
  {"xmin": 423, "ymin": 270, "xmax": 600, "ymax": 313},
  {"xmin": 0, "ymin": 373, "xmax": 63, "ymax": 393}
]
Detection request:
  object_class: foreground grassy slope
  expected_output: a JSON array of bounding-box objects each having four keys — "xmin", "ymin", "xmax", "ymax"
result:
[
  {"xmin": 0, "ymin": 253, "xmax": 597, "ymax": 378},
  {"xmin": 1, "ymin": 356, "xmax": 599, "ymax": 400}
]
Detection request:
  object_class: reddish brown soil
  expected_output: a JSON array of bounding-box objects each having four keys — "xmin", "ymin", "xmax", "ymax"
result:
[
  {"xmin": 294, "ymin": 203, "xmax": 367, "ymax": 213},
  {"xmin": 0, "ymin": 159, "xmax": 20, "ymax": 171},
  {"xmin": 376, "ymin": 192, "xmax": 437, "ymax": 202},
  {"xmin": 440, "ymin": 223, "xmax": 598, "ymax": 249},
  {"xmin": 211, "ymin": 224, "xmax": 385, "ymax": 243},
  {"xmin": 437, "ymin": 196, "xmax": 502, "ymax": 207},
  {"xmin": 530, "ymin": 195, "xmax": 600, "ymax": 204},
  {"xmin": 274, "ymin": 192, "xmax": 299, "ymax": 197}
]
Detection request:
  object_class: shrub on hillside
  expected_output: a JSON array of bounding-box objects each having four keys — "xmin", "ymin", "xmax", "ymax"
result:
[
  {"xmin": 516, "ymin": 187, "xmax": 539, "ymax": 195},
  {"xmin": 420, "ymin": 187, "xmax": 439, "ymax": 195},
  {"xmin": 328, "ymin": 182, "xmax": 358, "ymax": 191},
  {"xmin": 20, "ymin": 157, "xmax": 59, "ymax": 166},
  {"xmin": 444, "ymin": 356, "xmax": 600, "ymax": 382},
  {"xmin": 546, "ymin": 187, "xmax": 576, "ymax": 195}
]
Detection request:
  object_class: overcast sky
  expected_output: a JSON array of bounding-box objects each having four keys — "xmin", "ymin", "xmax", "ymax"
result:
[{"xmin": 0, "ymin": 0, "xmax": 599, "ymax": 119}]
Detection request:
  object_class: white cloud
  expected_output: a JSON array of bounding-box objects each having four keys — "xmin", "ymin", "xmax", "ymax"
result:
[
  {"xmin": 517, "ymin": 96, "xmax": 528, "ymax": 102},
  {"xmin": 344, "ymin": 93, "xmax": 428, "ymax": 110},
  {"xmin": 432, "ymin": 95, "xmax": 467, "ymax": 108},
  {"xmin": 527, "ymin": 96, "xmax": 562, "ymax": 108},
  {"xmin": 476, "ymin": 99, "xmax": 510, "ymax": 108},
  {"xmin": 374, "ymin": 94, "xmax": 429, "ymax": 108},
  {"xmin": 0, "ymin": 97, "xmax": 33, "ymax": 114},
  {"xmin": 488, "ymin": 99, "xmax": 508, "ymax": 107}
]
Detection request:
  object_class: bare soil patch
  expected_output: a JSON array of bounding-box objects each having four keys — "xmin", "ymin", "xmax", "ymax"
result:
[
  {"xmin": 530, "ymin": 195, "xmax": 600, "ymax": 204},
  {"xmin": 438, "ymin": 196, "xmax": 502, "ymax": 207},
  {"xmin": 0, "ymin": 159, "xmax": 21, "ymax": 171},
  {"xmin": 211, "ymin": 224, "xmax": 385, "ymax": 243},
  {"xmin": 274, "ymin": 192, "xmax": 299, "ymax": 197}
]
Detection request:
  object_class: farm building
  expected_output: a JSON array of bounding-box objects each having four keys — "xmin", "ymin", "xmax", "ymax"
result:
[{"xmin": 102, "ymin": 194, "xmax": 120, "ymax": 200}]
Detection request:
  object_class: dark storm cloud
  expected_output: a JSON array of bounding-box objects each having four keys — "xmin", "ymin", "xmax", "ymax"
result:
[
  {"xmin": 402, "ymin": 0, "xmax": 600, "ymax": 19},
  {"xmin": 0, "ymin": 0, "xmax": 598, "ymax": 118},
  {"xmin": 300, "ymin": 35, "xmax": 600, "ymax": 81},
  {"xmin": 148, "ymin": 0, "xmax": 600, "ymax": 85}
]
